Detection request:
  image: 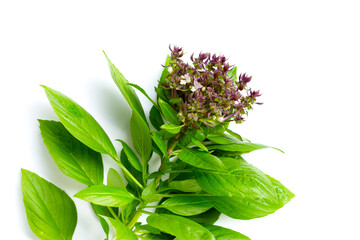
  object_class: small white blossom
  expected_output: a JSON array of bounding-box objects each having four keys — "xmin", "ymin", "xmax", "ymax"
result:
[
  {"xmin": 193, "ymin": 79, "xmax": 203, "ymax": 90},
  {"xmin": 180, "ymin": 80, "xmax": 187, "ymax": 85},
  {"xmin": 218, "ymin": 116, "xmax": 225, "ymax": 122},
  {"xmin": 190, "ymin": 86, "xmax": 197, "ymax": 92},
  {"xmin": 168, "ymin": 67, "xmax": 174, "ymax": 74},
  {"xmin": 184, "ymin": 73, "xmax": 191, "ymax": 83},
  {"xmin": 201, "ymin": 87, "xmax": 206, "ymax": 92},
  {"xmin": 234, "ymin": 99, "xmax": 240, "ymax": 105}
]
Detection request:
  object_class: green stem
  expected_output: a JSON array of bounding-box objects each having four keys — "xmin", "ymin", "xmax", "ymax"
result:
[
  {"xmin": 139, "ymin": 210, "xmax": 154, "ymax": 215},
  {"xmin": 107, "ymin": 207, "xmax": 120, "ymax": 221},
  {"xmin": 167, "ymin": 125, "xmax": 188, "ymax": 155},
  {"xmin": 112, "ymin": 156, "xmax": 144, "ymax": 189},
  {"xmin": 127, "ymin": 204, "xmax": 143, "ymax": 229},
  {"xmin": 125, "ymin": 126, "xmax": 191, "ymax": 229},
  {"xmin": 155, "ymin": 156, "xmax": 166, "ymax": 185},
  {"xmin": 155, "ymin": 126, "xmax": 188, "ymax": 185},
  {"xmin": 143, "ymin": 205, "xmax": 161, "ymax": 209}
]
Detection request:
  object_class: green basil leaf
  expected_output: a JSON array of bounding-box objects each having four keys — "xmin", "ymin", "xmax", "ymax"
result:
[
  {"xmin": 266, "ymin": 174, "xmax": 295, "ymax": 206},
  {"xmin": 202, "ymin": 124, "xmax": 226, "ymax": 137},
  {"xmin": 103, "ymin": 51, "xmax": 146, "ymax": 122},
  {"xmin": 142, "ymin": 181, "xmax": 161, "ymax": 203},
  {"xmin": 135, "ymin": 223, "xmax": 161, "ymax": 235},
  {"xmin": 213, "ymin": 150, "xmax": 246, "ymax": 159},
  {"xmin": 160, "ymin": 123, "xmax": 183, "ymax": 134},
  {"xmin": 158, "ymin": 98, "xmax": 181, "ymax": 124},
  {"xmin": 191, "ymin": 137, "xmax": 208, "ymax": 151},
  {"xmin": 204, "ymin": 225, "xmax": 250, "ymax": 240},
  {"xmin": 207, "ymin": 133, "xmax": 242, "ymax": 145},
  {"xmin": 178, "ymin": 129, "xmax": 199, "ymax": 147},
  {"xmin": 116, "ymin": 140, "xmax": 142, "ymax": 172},
  {"xmin": 225, "ymin": 128, "xmax": 243, "ymax": 141},
  {"xmin": 168, "ymin": 179, "xmax": 202, "ymax": 193},
  {"xmin": 121, "ymin": 197, "xmax": 139, "ymax": 225},
  {"xmin": 130, "ymin": 110, "xmax": 152, "ymax": 163},
  {"xmin": 160, "ymin": 196, "xmax": 212, "ymax": 216},
  {"xmin": 39, "ymin": 120, "xmax": 103, "ymax": 186},
  {"xmin": 139, "ymin": 233, "xmax": 174, "ymax": 240},
  {"xmin": 177, "ymin": 147, "xmax": 225, "ymax": 171},
  {"xmin": 148, "ymin": 171, "xmax": 165, "ymax": 180},
  {"xmin": 157, "ymin": 129, "xmax": 175, "ymax": 140},
  {"xmin": 209, "ymin": 196, "xmax": 274, "ymax": 220},
  {"xmin": 227, "ymin": 66, "xmax": 237, "ymax": 81},
  {"xmin": 207, "ymin": 142, "xmax": 284, "ymax": 153},
  {"xmin": 21, "ymin": 169, "xmax": 77, "ymax": 240},
  {"xmin": 208, "ymin": 173, "xmax": 294, "ymax": 220},
  {"xmin": 41, "ymin": 85, "xmax": 117, "ymax": 159},
  {"xmin": 107, "ymin": 168, "xmax": 126, "ymax": 190},
  {"xmin": 91, "ymin": 203, "xmax": 118, "ymax": 237},
  {"xmin": 74, "ymin": 185, "xmax": 137, "ymax": 207},
  {"xmin": 186, "ymin": 208, "xmax": 221, "ymax": 225},
  {"xmin": 101, "ymin": 216, "xmax": 138, "ymax": 240},
  {"xmin": 127, "ymin": 83, "xmax": 159, "ymax": 110},
  {"xmin": 154, "ymin": 207, "xmax": 221, "ymax": 226},
  {"xmin": 195, "ymin": 157, "xmax": 277, "ymax": 199},
  {"xmin": 159, "ymin": 55, "xmax": 171, "ymax": 84},
  {"xmin": 120, "ymin": 150, "xmax": 142, "ymax": 191},
  {"xmin": 151, "ymin": 130, "xmax": 168, "ymax": 157},
  {"xmin": 149, "ymin": 106, "xmax": 164, "ymax": 131},
  {"xmin": 155, "ymin": 87, "xmax": 170, "ymax": 104},
  {"xmin": 147, "ymin": 214, "xmax": 215, "ymax": 240},
  {"xmin": 158, "ymin": 131, "xmax": 176, "ymax": 142},
  {"xmin": 195, "ymin": 130, "xmax": 205, "ymax": 142},
  {"xmin": 152, "ymin": 141, "xmax": 164, "ymax": 158}
]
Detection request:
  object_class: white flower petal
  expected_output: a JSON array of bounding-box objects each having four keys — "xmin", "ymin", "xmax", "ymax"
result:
[
  {"xmin": 194, "ymin": 79, "xmax": 203, "ymax": 89},
  {"xmin": 185, "ymin": 73, "xmax": 191, "ymax": 83}
]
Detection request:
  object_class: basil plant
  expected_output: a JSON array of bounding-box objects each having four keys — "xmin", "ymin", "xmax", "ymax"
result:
[{"xmin": 21, "ymin": 46, "xmax": 294, "ymax": 240}]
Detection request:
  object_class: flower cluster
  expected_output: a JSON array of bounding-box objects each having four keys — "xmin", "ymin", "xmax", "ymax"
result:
[{"xmin": 161, "ymin": 46, "xmax": 261, "ymax": 127}]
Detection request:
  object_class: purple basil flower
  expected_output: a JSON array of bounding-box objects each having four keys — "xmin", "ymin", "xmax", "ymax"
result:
[{"xmin": 161, "ymin": 46, "xmax": 261, "ymax": 126}]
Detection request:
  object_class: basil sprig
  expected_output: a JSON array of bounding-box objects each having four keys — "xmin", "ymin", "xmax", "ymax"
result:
[{"xmin": 21, "ymin": 48, "xmax": 294, "ymax": 240}]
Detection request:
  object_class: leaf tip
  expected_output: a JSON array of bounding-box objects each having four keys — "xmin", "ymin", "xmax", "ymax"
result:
[
  {"xmin": 102, "ymin": 49, "xmax": 107, "ymax": 57},
  {"xmin": 274, "ymin": 147, "xmax": 285, "ymax": 154},
  {"xmin": 40, "ymin": 85, "xmax": 52, "ymax": 94},
  {"xmin": 115, "ymin": 139, "xmax": 125, "ymax": 145},
  {"xmin": 21, "ymin": 168, "xmax": 32, "ymax": 180},
  {"xmin": 102, "ymin": 50, "xmax": 111, "ymax": 64}
]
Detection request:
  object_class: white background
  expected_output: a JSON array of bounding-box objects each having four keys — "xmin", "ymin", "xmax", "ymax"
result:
[{"xmin": 1, "ymin": 0, "xmax": 359, "ymax": 239}]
